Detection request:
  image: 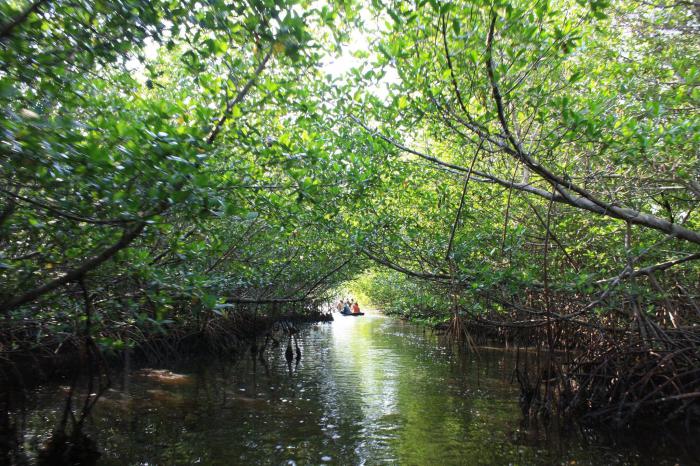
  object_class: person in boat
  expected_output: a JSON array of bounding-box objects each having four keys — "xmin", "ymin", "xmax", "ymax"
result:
[
  {"xmin": 336, "ymin": 300, "xmax": 343, "ymax": 313},
  {"xmin": 342, "ymin": 301, "xmax": 351, "ymax": 314},
  {"xmin": 352, "ymin": 301, "xmax": 360, "ymax": 314}
]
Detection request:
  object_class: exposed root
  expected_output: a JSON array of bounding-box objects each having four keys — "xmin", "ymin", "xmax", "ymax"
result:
[
  {"xmin": 468, "ymin": 288, "xmax": 700, "ymax": 430},
  {"xmin": 0, "ymin": 302, "xmax": 333, "ymax": 389}
]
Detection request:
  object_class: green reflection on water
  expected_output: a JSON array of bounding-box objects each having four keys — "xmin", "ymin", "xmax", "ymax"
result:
[{"xmin": 8, "ymin": 315, "xmax": 695, "ymax": 465}]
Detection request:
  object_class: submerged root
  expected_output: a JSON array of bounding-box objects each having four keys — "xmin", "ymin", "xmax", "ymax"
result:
[
  {"xmin": 445, "ymin": 314, "xmax": 478, "ymax": 353},
  {"xmin": 512, "ymin": 321, "xmax": 700, "ymax": 429},
  {"xmin": 1, "ymin": 301, "xmax": 333, "ymax": 388},
  {"xmin": 461, "ymin": 288, "xmax": 700, "ymax": 430},
  {"xmin": 37, "ymin": 429, "xmax": 100, "ymax": 466},
  {"xmin": 565, "ymin": 326, "xmax": 700, "ymax": 427}
]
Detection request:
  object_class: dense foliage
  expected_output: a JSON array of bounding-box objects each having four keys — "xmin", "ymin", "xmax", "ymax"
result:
[
  {"xmin": 1, "ymin": 0, "xmax": 371, "ymax": 353},
  {"xmin": 1, "ymin": 0, "xmax": 698, "ymax": 426},
  {"xmin": 344, "ymin": 0, "xmax": 699, "ymax": 325}
]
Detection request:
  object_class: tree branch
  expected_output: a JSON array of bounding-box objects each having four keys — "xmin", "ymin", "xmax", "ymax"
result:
[
  {"xmin": 440, "ymin": 12, "xmax": 485, "ymax": 132},
  {"xmin": 0, "ymin": 186, "xmax": 146, "ymax": 225},
  {"xmin": 206, "ymin": 47, "xmax": 273, "ymax": 145},
  {"xmin": 225, "ymin": 297, "xmax": 307, "ymax": 304},
  {"xmin": 596, "ymin": 253, "xmax": 700, "ymax": 284},
  {"xmin": 0, "ymin": 222, "xmax": 147, "ymax": 313},
  {"xmin": 300, "ymin": 257, "xmax": 352, "ymax": 299},
  {"xmin": 353, "ymin": 114, "xmax": 700, "ymax": 245},
  {"xmin": 0, "ymin": 0, "xmax": 49, "ymax": 40},
  {"xmin": 482, "ymin": 15, "xmax": 700, "ymax": 246},
  {"xmin": 446, "ymin": 139, "xmax": 483, "ymax": 261},
  {"xmin": 361, "ymin": 247, "xmax": 452, "ymax": 281}
]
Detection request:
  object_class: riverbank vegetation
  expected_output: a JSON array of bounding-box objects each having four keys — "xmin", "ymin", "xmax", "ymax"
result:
[{"xmin": 1, "ymin": 0, "xmax": 698, "ymax": 433}]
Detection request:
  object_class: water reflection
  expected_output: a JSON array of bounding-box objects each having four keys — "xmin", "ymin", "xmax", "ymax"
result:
[{"xmin": 3, "ymin": 315, "xmax": 695, "ymax": 465}]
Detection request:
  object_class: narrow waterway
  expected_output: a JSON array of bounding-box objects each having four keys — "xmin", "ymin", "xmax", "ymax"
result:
[{"xmin": 6, "ymin": 314, "xmax": 695, "ymax": 465}]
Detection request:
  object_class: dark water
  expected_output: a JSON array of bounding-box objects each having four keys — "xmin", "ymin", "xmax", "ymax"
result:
[{"xmin": 5, "ymin": 315, "xmax": 696, "ymax": 465}]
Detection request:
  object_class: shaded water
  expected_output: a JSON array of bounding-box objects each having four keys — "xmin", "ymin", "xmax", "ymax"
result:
[{"xmin": 4, "ymin": 315, "xmax": 696, "ymax": 465}]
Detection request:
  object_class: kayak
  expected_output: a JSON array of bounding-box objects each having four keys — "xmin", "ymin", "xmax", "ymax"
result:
[{"xmin": 340, "ymin": 311, "xmax": 364, "ymax": 316}]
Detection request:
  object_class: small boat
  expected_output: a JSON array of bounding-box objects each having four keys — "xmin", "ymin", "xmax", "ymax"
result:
[{"xmin": 340, "ymin": 311, "xmax": 364, "ymax": 316}]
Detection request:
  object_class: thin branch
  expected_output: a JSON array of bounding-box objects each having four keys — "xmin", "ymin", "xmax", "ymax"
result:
[
  {"xmin": 526, "ymin": 200, "xmax": 580, "ymax": 272},
  {"xmin": 440, "ymin": 12, "xmax": 484, "ymax": 132},
  {"xmin": 204, "ymin": 220, "xmax": 261, "ymax": 273},
  {"xmin": 150, "ymin": 226, "xmax": 198, "ymax": 265},
  {"xmin": 0, "ymin": 222, "xmax": 147, "ymax": 313},
  {"xmin": 361, "ymin": 247, "xmax": 452, "ymax": 281},
  {"xmin": 224, "ymin": 297, "xmax": 307, "ymax": 304},
  {"xmin": 300, "ymin": 257, "xmax": 352, "ymax": 299},
  {"xmin": 206, "ymin": 48, "xmax": 273, "ymax": 145},
  {"xmin": 446, "ymin": 139, "xmax": 483, "ymax": 261},
  {"xmin": 596, "ymin": 253, "xmax": 700, "ymax": 284},
  {"xmin": 0, "ymin": 0, "xmax": 49, "ymax": 40},
  {"xmin": 0, "ymin": 186, "xmax": 145, "ymax": 225}
]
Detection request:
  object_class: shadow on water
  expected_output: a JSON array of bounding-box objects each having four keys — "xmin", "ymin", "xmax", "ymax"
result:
[
  {"xmin": 1, "ymin": 315, "xmax": 698, "ymax": 465},
  {"xmin": 2, "ymin": 372, "xmax": 105, "ymax": 465}
]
